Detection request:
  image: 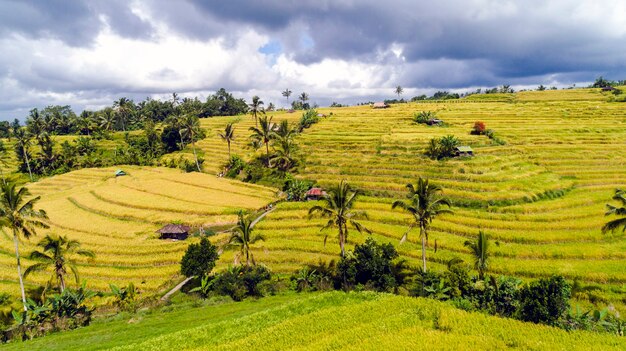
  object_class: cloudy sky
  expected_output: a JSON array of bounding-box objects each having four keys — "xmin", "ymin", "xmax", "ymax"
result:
[{"xmin": 1, "ymin": 0, "xmax": 626, "ymax": 120}]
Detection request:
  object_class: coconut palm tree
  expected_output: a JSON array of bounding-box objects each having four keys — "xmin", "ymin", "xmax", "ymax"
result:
[
  {"xmin": 299, "ymin": 92, "xmax": 309, "ymax": 108},
  {"xmin": 395, "ymin": 85, "xmax": 403, "ymax": 99},
  {"xmin": 0, "ymin": 141, "xmax": 7, "ymax": 184},
  {"xmin": 179, "ymin": 114, "xmax": 203, "ymax": 172},
  {"xmin": 13, "ymin": 128, "xmax": 33, "ymax": 181},
  {"xmin": 308, "ymin": 180, "xmax": 371, "ymax": 258},
  {"xmin": 0, "ymin": 182, "xmax": 49, "ymax": 311},
  {"xmin": 98, "ymin": 107, "xmax": 116, "ymax": 132},
  {"xmin": 249, "ymin": 115, "xmax": 275, "ymax": 166},
  {"xmin": 113, "ymin": 97, "xmax": 134, "ymax": 131},
  {"xmin": 24, "ymin": 235, "xmax": 95, "ymax": 292},
  {"xmin": 602, "ymin": 189, "xmax": 626, "ymax": 234},
  {"xmin": 391, "ymin": 177, "xmax": 452, "ymax": 272},
  {"xmin": 249, "ymin": 96, "xmax": 265, "ymax": 128},
  {"xmin": 219, "ymin": 123, "xmax": 236, "ymax": 158},
  {"xmin": 282, "ymin": 89, "xmax": 292, "ymax": 107},
  {"xmin": 464, "ymin": 231, "xmax": 489, "ymax": 280},
  {"xmin": 227, "ymin": 212, "xmax": 264, "ymax": 266}
]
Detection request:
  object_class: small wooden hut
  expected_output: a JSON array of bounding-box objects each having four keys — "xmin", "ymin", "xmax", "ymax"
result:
[
  {"xmin": 156, "ymin": 224, "xmax": 191, "ymax": 240},
  {"xmin": 455, "ymin": 146, "xmax": 474, "ymax": 157},
  {"xmin": 372, "ymin": 102, "xmax": 389, "ymax": 109}
]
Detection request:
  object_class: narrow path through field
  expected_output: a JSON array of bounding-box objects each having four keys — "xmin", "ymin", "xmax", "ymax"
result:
[{"xmin": 160, "ymin": 207, "xmax": 276, "ymax": 301}]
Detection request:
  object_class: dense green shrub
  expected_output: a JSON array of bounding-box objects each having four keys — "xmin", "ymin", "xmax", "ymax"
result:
[
  {"xmin": 180, "ymin": 237, "xmax": 219, "ymax": 278},
  {"xmin": 518, "ymin": 276, "xmax": 571, "ymax": 325},
  {"xmin": 224, "ymin": 155, "xmax": 246, "ymax": 178},
  {"xmin": 211, "ymin": 265, "xmax": 273, "ymax": 301},
  {"xmin": 338, "ymin": 238, "xmax": 401, "ymax": 292},
  {"xmin": 298, "ymin": 109, "xmax": 320, "ymax": 131}
]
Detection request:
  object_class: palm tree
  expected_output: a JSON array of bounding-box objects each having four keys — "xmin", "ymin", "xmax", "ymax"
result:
[
  {"xmin": 395, "ymin": 85, "xmax": 403, "ymax": 99},
  {"xmin": 13, "ymin": 128, "xmax": 34, "ymax": 181},
  {"xmin": 113, "ymin": 97, "xmax": 134, "ymax": 131},
  {"xmin": 282, "ymin": 89, "xmax": 292, "ymax": 107},
  {"xmin": 602, "ymin": 189, "xmax": 626, "ymax": 234},
  {"xmin": 299, "ymin": 92, "xmax": 309, "ymax": 108},
  {"xmin": 249, "ymin": 96, "xmax": 265, "ymax": 128},
  {"xmin": 391, "ymin": 177, "xmax": 452, "ymax": 272},
  {"xmin": 179, "ymin": 114, "xmax": 203, "ymax": 172},
  {"xmin": 227, "ymin": 212, "xmax": 264, "ymax": 266},
  {"xmin": 308, "ymin": 180, "xmax": 371, "ymax": 258},
  {"xmin": 249, "ymin": 115, "xmax": 275, "ymax": 166},
  {"xmin": 271, "ymin": 120, "xmax": 299, "ymax": 172},
  {"xmin": 98, "ymin": 107, "xmax": 116, "ymax": 132},
  {"xmin": 464, "ymin": 231, "xmax": 489, "ymax": 280},
  {"xmin": 0, "ymin": 182, "xmax": 49, "ymax": 311},
  {"xmin": 219, "ymin": 123, "xmax": 236, "ymax": 158},
  {"xmin": 24, "ymin": 235, "xmax": 95, "ymax": 292},
  {"xmin": 0, "ymin": 141, "xmax": 7, "ymax": 184}
]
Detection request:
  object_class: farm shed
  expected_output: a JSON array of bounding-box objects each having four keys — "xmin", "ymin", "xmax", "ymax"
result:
[
  {"xmin": 115, "ymin": 169, "xmax": 127, "ymax": 177},
  {"xmin": 372, "ymin": 102, "xmax": 389, "ymax": 109},
  {"xmin": 455, "ymin": 146, "xmax": 474, "ymax": 157},
  {"xmin": 601, "ymin": 86, "xmax": 616, "ymax": 91},
  {"xmin": 306, "ymin": 188, "xmax": 327, "ymax": 201},
  {"xmin": 156, "ymin": 224, "xmax": 191, "ymax": 240}
]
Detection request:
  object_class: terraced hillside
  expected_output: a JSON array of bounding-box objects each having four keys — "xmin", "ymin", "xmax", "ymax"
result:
[
  {"xmin": 7, "ymin": 292, "xmax": 626, "ymax": 351},
  {"xmin": 0, "ymin": 166, "xmax": 277, "ymax": 295},
  {"xmin": 189, "ymin": 88, "xmax": 626, "ymax": 309}
]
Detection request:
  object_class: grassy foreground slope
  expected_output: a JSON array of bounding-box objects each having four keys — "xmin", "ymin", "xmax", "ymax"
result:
[
  {"xmin": 189, "ymin": 88, "xmax": 626, "ymax": 308},
  {"xmin": 0, "ymin": 166, "xmax": 277, "ymax": 296},
  {"xmin": 6, "ymin": 291, "xmax": 626, "ymax": 351}
]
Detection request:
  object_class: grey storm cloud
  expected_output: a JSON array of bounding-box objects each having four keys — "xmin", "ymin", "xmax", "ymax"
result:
[{"xmin": 1, "ymin": 0, "xmax": 626, "ymax": 120}]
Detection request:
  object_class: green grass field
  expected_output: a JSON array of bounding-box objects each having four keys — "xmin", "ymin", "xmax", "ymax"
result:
[{"xmin": 5, "ymin": 291, "xmax": 626, "ymax": 350}]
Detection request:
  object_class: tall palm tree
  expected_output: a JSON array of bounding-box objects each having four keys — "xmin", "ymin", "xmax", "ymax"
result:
[
  {"xmin": 179, "ymin": 114, "xmax": 203, "ymax": 172},
  {"xmin": 464, "ymin": 231, "xmax": 489, "ymax": 280},
  {"xmin": 24, "ymin": 235, "xmax": 95, "ymax": 292},
  {"xmin": 249, "ymin": 96, "xmax": 265, "ymax": 128},
  {"xmin": 249, "ymin": 115, "xmax": 275, "ymax": 166},
  {"xmin": 227, "ymin": 212, "xmax": 264, "ymax": 266},
  {"xmin": 391, "ymin": 177, "xmax": 452, "ymax": 272},
  {"xmin": 602, "ymin": 189, "xmax": 626, "ymax": 234},
  {"xmin": 299, "ymin": 92, "xmax": 309, "ymax": 108},
  {"xmin": 271, "ymin": 120, "xmax": 299, "ymax": 172},
  {"xmin": 395, "ymin": 85, "xmax": 403, "ymax": 99},
  {"xmin": 113, "ymin": 97, "xmax": 134, "ymax": 131},
  {"xmin": 0, "ymin": 182, "xmax": 49, "ymax": 311},
  {"xmin": 0, "ymin": 141, "xmax": 7, "ymax": 184},
  {"xmin": 13, "ymin": 128, "xmax": 33, "ymax": 181},
  {"xmin": 219, "ymin": 123, "xmax": 236, "ymax": 158},
  {"xmin": 98, "ymin": 107, "xmax": 116, "ymax": 132},
  {"xmin": 308, "ymin": 180, "xmax": 371, "ymax": 258},
  {"xmin": 282, "ymin": 89, "xmax": 292, "ymax": 107}
]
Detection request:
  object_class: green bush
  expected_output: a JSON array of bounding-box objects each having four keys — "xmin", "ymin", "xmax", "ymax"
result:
[
  {"xmin": 298, "ymin": 109, "xmax": 320, "ymax": 131},
  {"xmin": 211, "ymin": 265, "xmax": 272, "ymax": 301},
  {"xmin": 338, "ymin": 238, "xmax": 401, "ymax": 292},
  {"xmin": 224, "ymin": 155, "xmax": 246, "ymax": 178},
  {"xmin": 518, "ymin": 276, "xmax": 571, "ymax": 325},
  {"xmin": 180, "ymin": 237, "xmax": 219, "ymax": 278}
]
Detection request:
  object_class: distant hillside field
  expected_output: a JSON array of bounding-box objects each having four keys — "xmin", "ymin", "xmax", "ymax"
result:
[{"xmin": 5, "ymin": 291, "xmax": 626, "ymax": 350}]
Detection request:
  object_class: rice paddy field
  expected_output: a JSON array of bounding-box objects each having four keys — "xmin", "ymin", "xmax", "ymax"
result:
[
  {"xmin": 191, "ymin": 88, "xmax": 626, "ymax": 310},
  {"xmin": 6, "ymin": 291, "xmax": 626, "ymax": 350},
  {"xmin": 0, "ymin": 87, "xmax": 624, "ymax": 311},
  {"xmin": 0, "ymin": 166, "xmax": 277, "ymax": 296}
]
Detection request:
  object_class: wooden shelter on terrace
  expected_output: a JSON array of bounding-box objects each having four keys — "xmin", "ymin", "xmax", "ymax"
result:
[
  {"xmin": 115, "ymin": 169, "xmax": 127, "ymax": 177},
  {"xmin": 601, "ymin": 86, "xmax": 617, "ymax": 91},
  {"xmin": 455, "ymin": 146, "xmax": 474, "ymax": 157},
  {"xmin": 372, "ymin": 102, "xmax": 389, "ymax": 109},
  {"xmin": 156, "ymin": 224, "xmax": 191, "ymax": 240},
  {"xmin": 306, "ymin": 187, "xmax": 327, "ymax": 201}
]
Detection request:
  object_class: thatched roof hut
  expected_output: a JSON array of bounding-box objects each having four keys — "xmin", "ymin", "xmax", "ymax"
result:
[
  {"xmin": 455, "ymin": 146, "xmax": 474, "ymax": 157},
  {"xmin": 156, "ymin": 224, "xmax": 191, "ymax": 240},
  {"xmin": 372, "ymin": 102, "xmax": 389, "ymax": 109},
  {"xmin": 306, "ymin": 187, "xmax": 327, "ymax": 200}
]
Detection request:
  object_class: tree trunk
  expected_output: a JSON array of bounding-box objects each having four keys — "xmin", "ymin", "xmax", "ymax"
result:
[
  {"xmin": 13, "ymin": 230, "xmax": 27, "ymax": 312},
  {"xmin": 421, "ymin": 228, "xmax": 427, "ymax": 273},
  {"xmin": 227, "ymin": 141, "xmax": 231, "ymax": 158},
  {"xmin": 0, "ymin": 167, "xmax": 5, "ymax": 185},
  {"xmin": 58, "ymin": 270, "xmax": 65, "ymax": 292},
  {"xmin": 339, "ymin": 225, "xmax": 345, "ymax": 258},
  {"xmin": 265, "ymin": 141, "xmax": 270, "ymax": 167},
  {"xmin": 192, "ymin": 137, "xmax": 201, "ymax": 172},
  {"xmin": 22, "ymin": 145, "xmax": 33, "ymax": 181}
]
